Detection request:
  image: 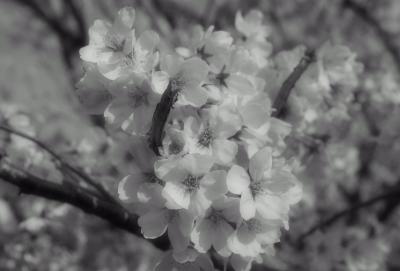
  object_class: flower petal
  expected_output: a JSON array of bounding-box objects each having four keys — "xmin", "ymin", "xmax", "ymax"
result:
[
  {"xmin": 213, "ymin": 221, "xmax": 234, "ymax": 257},
  {"xmin": 117, "ymin": 174, "xmax": 144, "ymax": 203},
  {"xmin": 255, "ymin": 194, "xmax": 288, "ymax": 221},
  {"xmin": 226, "ymin": 165, "xmax": 250, "ymax": 195},
  {"xmin": 179, "ymin": 86, "xmax": 209, "ymax": 107},
  {"xmin": 152, "ymin": 71, "xmax": 170, "ymax": 95},
  {"xmin": 226, "ymin": 74, "xmax": 255, "ymax": 95},
  {"xmin": 161, "ymin": 54, "xmax": 184, "ymax": 77},
  {"xmin": 138, "ymin": 209, "xmax": 168, "ymax": 238},
  {"xmin": 163, "ymin": 182, "xmax": 191, "ymax": 209},
  {"xmin": 202, "ymin": 170, "xmax": 228, "ymax": 201},
  {"xmin": 213, "ymin": 139, "xmax": 238, "ymax": 165},
  {"xmin": 240, "ymin": 189, "xmax": 256, "ymax": 220},
  {"xmin": 181, "ymin": 154, "xmax": 214, "ymax": 176},
  {"xmin": 249, "ymin": 147, "xmax": 272, "ymax": 182},
  {"xmin": 191, "ymin": 218, "xmax": 213, "ymax": 253},
  {"xmin": 138, "ymin": 30, "xmax": 159, "ymax": 52},
  {"xmin": 169, "ymin": 215, "xmax": 190, "ymax": 252}
]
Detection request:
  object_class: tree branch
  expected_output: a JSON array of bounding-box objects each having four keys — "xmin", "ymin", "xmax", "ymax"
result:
[
  {"xmin": 0, "ymin": 125, "xmax": 116, "ymax": 204},
  {"xmin": 271, "ymin": 49, "xmax": 315, "ymax": 118},
  {"xmin": 0, "ymin": 167, "xmax": 170, "ymax": 251},
  {"xmin": 298, "ymin": 183, "xmax": 400, "ymax": 243}
]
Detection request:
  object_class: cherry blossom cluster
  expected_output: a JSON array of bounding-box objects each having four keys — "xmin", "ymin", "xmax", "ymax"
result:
[
  {"xmin": 262, "ymin": 43, "xmax": 362, "ymax": 135},
  {"xmin": 77, "ymin": 7, "xmax": 303, "ymax": 270}
]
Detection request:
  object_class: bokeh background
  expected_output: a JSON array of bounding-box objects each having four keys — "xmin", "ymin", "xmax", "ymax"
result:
[{"xmin": 1, "ymin": 0, "xmax": 400, "ymax": 270}]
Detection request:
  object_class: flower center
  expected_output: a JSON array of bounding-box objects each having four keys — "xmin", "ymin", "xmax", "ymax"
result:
[
  {"xmin": 249, "ymin": 181, "xmax": 264, "ymax": 197},
  {"xmin": 168, "ymin": 140, "xmax": 184, "ymax": 155},
  {"xmin": 145, "ymin": 173, "xmax": 165, "ymax": 186},
  {"xmin": 105, "ymin": 34, "xmax": 126, "ymax": 52},
  {"xmin": 245, "ymin": 218, "xmax": 264, "ymax": 233},
  {"xmin": 170, "ymin": 76, "xmax": 186, "ymax": 92},
  {"xmin": 198, "ymin": 127, "xmax": 213, "ymax": 148},
  {"xmin": 197, "ymin": 46, "xmax": 212, "ymax": 63},
  {"xmin": 182, "ymin": 175, "xmax": 201, "ymax": 193},
  {"xmin": 215, "ymin": 66, "xmax": 229, "ymax": 88},
  {"xmin": 207, "ymin": 209, "xmax": 224, "ymax": 225}
]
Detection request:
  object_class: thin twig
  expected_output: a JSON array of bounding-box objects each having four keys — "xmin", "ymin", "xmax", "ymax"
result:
[
  {"xmin": 0, "ymin": 125, "xmax": 115, "ymax": 203},
  {"xmin": 271, "ymin": 49, "xmax": 315, "ymax": 118},
  {"xmin": 298, "ymin": 184, "xmax": 400, "ymax": 243}
]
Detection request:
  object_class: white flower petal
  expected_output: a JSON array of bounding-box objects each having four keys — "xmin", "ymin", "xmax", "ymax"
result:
[
  {"xmin": 138, "ymin": 209, "xmax": 168, "ymax": 238},
  {"xmin": 181, "ymin": 154, "xmax": 214, "ymax": 176},
  {"xmin": 88, "ymin": 20, "xmax": 110, "ymax": 45},
  {"xmin": 226, "ymin": 74, "xmax": 255, "ymax": 95},
  {"xmin": 115, "ymin": 7, "xmax": 135, "ymax": 30},
  {"xmin": 226, "ymin": 165, "xmax": 250, "ymax": 195},
  {"xmin": 240, "ymin": 189, "xmax": 256, "ymax": 220},
  {"xmin": 117, "ymin": 174, "xmax": 143, "ymax": 203},
  {"xmin": 161, "ymin": 54, "xmax": 184, "ymax": 77},
  {"xmin": 169, "ymin": 216, "xmax": 190, "ymax": 252},
  {"xmin": 181, "ymin": 58, "xmax": 209, "ymax": 87},
  {"xmin": 163, "ymin": 182, "xmax": 191, "ymax": 209},
  {"xmin": 213, "ymin": 139, "xmax": 238, "ymax": 165},
  {"xmin": 249, "ymin": 147, "xmax": 272, "ymax": 182},
  {"xmin": 180, "ymin": 86, "xmax": 209, "ymax": 107},
  {"xmin": 191, "ymin": 219, "xmax": 213, "ymax": 253},
  {"xmin": 138, "ymin": 30, "xmax": 159, "ymax": 52},
  {"xmin": 152, "ymin": 71, "xmax": 170, "ymax": 95},
  {"xmin": 202, "ymin": 170, "xmax": 228, "ymax": 201},
  {"xmin": 213, "ymin": 221, "xmax": 234, "ymax": 257},
  {"xmin": 255, "ymin": 194, "xmax": 288, "ymax": 221}
]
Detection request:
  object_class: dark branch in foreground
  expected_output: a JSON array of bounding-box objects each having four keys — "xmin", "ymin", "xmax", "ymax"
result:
[
  {"xmin": 298, "ymin": 183, "xmax": 400, "ymax": 243},
  {"xmin": 0, "ymin": 125, "xmax": 115, "ymax": 204},
  {"xmin": 0, "ymin": 167, "xmax": 170, "ymax": 251},
  {"xmin": 272, "ymin": 49, "xmax": 315, "ymax": 118}
]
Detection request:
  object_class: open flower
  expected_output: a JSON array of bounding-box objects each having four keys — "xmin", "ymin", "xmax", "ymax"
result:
[
  {"xmin": 104, "ymin": 74, "xmax": 160, "ymax": 135},
  {"xmin": 138, "ymin": 208, "xmax": 194, "ymax": 253},
  {"xmin": 152, "ymin": 55, "xmax": 209, "ymax": 107},
  {"xmin": 156, "ymin": 154, "xmax": 227, "ymax": 216},
  {"xmin": 75, "ymin": 64, "xmax": 112, "ymax": 115},
  {"xmin": 237, "ymin": 92, "xmax": 271, "ymax": 132},
  {"xmin": 80, "ymin": 7, "xmax": 159, "ymax": 80},
  {"xmin": 235, "ymin": 10, "xmax": 272, "ymax": 68},
  {"xmin": 210, "ymin": 48, "xmax": 260, "ymax": 96},
  {"xmin": 118, "ymin": 136, "xmax": 164, "ymax": 206},
  {"xmin": 226, "ymin": 147, "xmax": 300, "ymax": 222},
  {"xmin": 183, "ymin": 105, "xmax": 241, "ymax": 165},
  {"xmin": 228, "ymin": 215, "xmax": 281, "ymax": 258},
  {"xmin": 177, "ymin": 26, "xmax": 233, "ymax": 72},
  {"xmin": 191, "ymin": 197, "xmax": 240, "ymax": 257}
]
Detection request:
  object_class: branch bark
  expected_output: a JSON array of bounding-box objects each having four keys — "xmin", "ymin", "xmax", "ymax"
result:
[
  {"xmin": 271, "ymin": 49, "xmax": 315, "ymax": 118},
  {"xmin": 0, "ymin": 125, "xmax": 114, "ymax": 203},
  {"xmin": 0, "ymin": 167, "xmax": 170, "ymax": 251}
]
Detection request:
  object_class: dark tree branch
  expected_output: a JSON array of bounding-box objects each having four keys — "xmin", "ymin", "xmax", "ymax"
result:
[
  {"xmin": 0, "ymin": 125, "xmax": 116, "ymax": 205},
  {"xmin": 343, "ymin": 0, "xmax": 400, "ymax": 74},
  {"xmin": 298, "ymin": 182, "xmax": 400, "ymax": 243},
  {"xmin": 271, "ymin": 49, "xmax": 315, "ymax": 118},
  {"xmin": 0, "ymin": 167, "xmax": 170, "ymax": 251},
  {"xmin": 64, "ymin": 0, "xmax": 87, "ymax": 45}
]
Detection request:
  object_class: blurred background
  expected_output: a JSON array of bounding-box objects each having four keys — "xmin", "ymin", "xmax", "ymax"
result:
[{"xmin": 1, "ymin": 0, "xmax": 400, "ymax": 270}]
